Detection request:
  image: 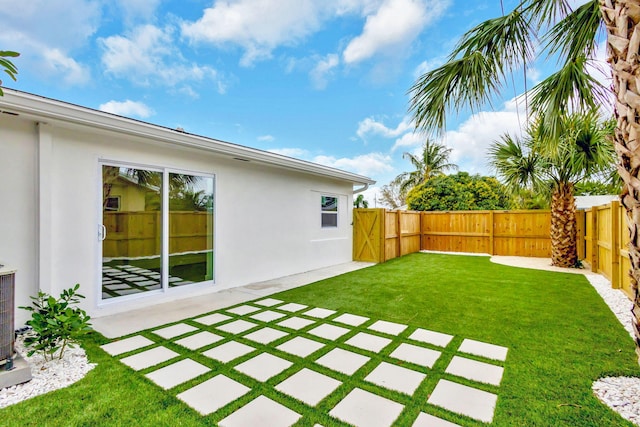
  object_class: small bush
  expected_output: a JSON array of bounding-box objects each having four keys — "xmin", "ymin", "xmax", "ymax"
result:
[{"xmin": 20, "ymin": 284, "xmax": 92, "ymax": 361}]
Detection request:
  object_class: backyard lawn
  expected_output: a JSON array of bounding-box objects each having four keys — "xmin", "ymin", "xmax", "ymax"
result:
[{"xmin": 2, "ymin": 253, "xmax": 639, "ymax": 426}]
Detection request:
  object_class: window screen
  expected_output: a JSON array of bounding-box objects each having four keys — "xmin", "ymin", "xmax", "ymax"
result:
[{"xmin": 321, "ymin": 196, "xmax": 338, "ymax": 227}]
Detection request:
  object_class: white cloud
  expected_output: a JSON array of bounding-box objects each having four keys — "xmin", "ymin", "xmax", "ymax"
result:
[
  {"xmin": 41, "ymin": 48, "xmax": 90, "ymax": 85},
  {"xmin": 258, "ymin": 135, "xmax": 275, "ymax": 142},
  {"xmin": 392, "ymin": 132, "xmax": 423, "ymax": 152},
  {"xmin": 343, "ymin": 0, "xmax": 449, "ymax": 64},
  {"xmin": 313, "ymin": 153, "xmax": 393, "ymax": 176},
  {"xmin": 310, "ymin": 54, "xmax": 340, "ymax": 89},
  {"xmin": 100, "ymin": 25, "xmax": 225, "ymax": 92},
  {"xmin": 356, "ymin": 116, "xmax": 412, "ymax": 139},
  {"xmin": 267, "ymin": 147, "xmax": 310, "ymax": 158},
  {"xmin": 99, "ymin": 100, "xmax": 154, "ymax": 118},
  {"xmin": 115, "ymin": 0, "xmax": 161, "ymax": 24},
  {"xmin": 413, "ymin": 56, "xmax": 446, "ymax": 79}
]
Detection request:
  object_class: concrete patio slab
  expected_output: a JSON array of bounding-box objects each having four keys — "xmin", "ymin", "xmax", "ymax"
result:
[
  {"xmin": 177, "ymin": 374, "xmax": 250, "ymax": 415},
  {"xmin": 308, "ymin": 324, "xmax": 351, "ymax": 340},
  {"xmin": 333, "ymin": 313, "xmax": 369, "ymax": 327},
  {"xmin": 193, "ymin": 312, "xmax": 232, "ymax": 326},
  {"xmin": 276, "ymin": 336, "xmax": 325, "ymax": 358},
  {"xmin": 445, "ymin": 356, "xmax": 504, "ymax": 386},
  {"xmin": 303, "ymin": 307, "xmax": 337, "ymax": 319},
  {"xmin": 250, "ymin": 310, "xmax": 286, "ymax": 322},
  {"xmin": 174, "ymin": 331, "xmax": 223, "ymax": 350},
  {"xmin": 226, "ymin": 305, "xmax": 261, "ymax": 315},
  {"xmin": 203, "ymin": 341, "xmax": 255, "ymax": 363},
  {"xmin": 329, "ymin": 388, "xmax": 404, "ymax": 427},
  {"xmin": 100, "ymin": 335, "xmax": 154, "ymax": 356},
  {"xmin": 275, "ymin": 368, "xmax": 342, "ymax": 406},
  {"xmin": 409, "ymin": 328, "xmax": 454, "ymax": 348},
  {"xmin": 412, "ymin": 412, "xmax": 462, "ymax": 427},
  {"xmin": 276, "ymin": 316, "xmax": 316, "ymax": 330},
  {"xmin": 120, "ymin": 346, "xmax": 179, "ymax": 371},
  {"xmin": 390, "ymin": 343, "xmax": 441, "ymax": 368},
  {"xmin": 219, "ymin": 395, "xmax": 301, "ymax": 427},
  {"xmin": 153, "ymin": 323, "xmax": 199, "ymax": 339},
  {"xmin": 145, "ymin": 358, "xmax": 209, "ymax": 389},
  {"xmin": 235, "ymin": 352, "xmax": 293, "ymax": 382},
  {"xmin": 216, "ymin": 319, "xmax": 258, "ymax": 334},
  {"xmin": 243, "ymin": 327, "xmax": 288, "ymax": 345},
  {"xmin": 278, "ymin": 302, "xmax": 308, "ymax": 312},
  {"xmin": 459, "ymin": 339, "xmax": 508, "ymax": 361},
  {"xmin": 368, "ymin": 320, "xmax": 407, "ymax": 336},
  {"xmin": 254, "ymin": 298, "xmax": 284, "ymax": 307},
  {"xmin": 428, "ymin": 379, "xmax": 497, "ymax": 423},
  {"xmin": 315, "ymin": 348, "xmax": 370, "ymax": 375},
  {"xmin": 365, "ymin": 362, "xmax": 426, "ymax": 395},
  {"xmin": 345, "ymin": 332, "xmax": 392, "ymax": 353}
]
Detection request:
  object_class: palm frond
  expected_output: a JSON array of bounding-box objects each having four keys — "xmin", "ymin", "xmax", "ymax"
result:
[{"xmin": 545, "ymin": 0, "xmax": 602, "ymax": 61}]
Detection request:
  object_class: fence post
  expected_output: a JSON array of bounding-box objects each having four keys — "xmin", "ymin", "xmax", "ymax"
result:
[
  {"xmin": 591, "ymin": 208, "xmax": 598, "ymax": 272},
  {"xmin": 489, "ymin": 210, "xmax": 495, "ymax": 255},
  {"xmin": 420, "ymin": 211, "xmax": 425, "ymax": 251},
  {"xmin": 611, "ymin": 201, "xmax": 621, "ymax": 289}
]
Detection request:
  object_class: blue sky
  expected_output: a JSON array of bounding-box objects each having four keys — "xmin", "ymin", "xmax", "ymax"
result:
[{"xmin": 1, "ymin": 0, "xmax": 604, "ymax": 205}]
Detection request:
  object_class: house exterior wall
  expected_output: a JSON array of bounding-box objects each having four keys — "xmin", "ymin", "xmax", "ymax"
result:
[{"xmin": 0, "ymin": 114, "xmax": 355, "ymax": 320}]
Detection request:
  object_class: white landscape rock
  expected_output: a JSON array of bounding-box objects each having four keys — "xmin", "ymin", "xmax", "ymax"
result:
[{"xmin": 0, "ymin": 335, "xmax": 96, "ymax": 408}]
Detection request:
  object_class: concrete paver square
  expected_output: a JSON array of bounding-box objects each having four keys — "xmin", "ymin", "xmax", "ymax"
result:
[
  {"xmin": 250, "ymin": 310, "xmax": 286, "ymax": 322},
  {"xmin": 277, "ymin": 317, "xmax": 315, "ymax": 330},
  {"xmin": 219, "ymin": 395, "xmax": 301, "ymax": 427},
  {"xmin": 278, "ymin": 302, "xmax": 308, "ymax": 312},
  {"xmin": 275, "ymin": 368, "xmax": 342, "ymax": 406},
  {"xmin": 145, "ymin": 358, "xmax": 209, "ymax": 389},
  {"xmin": 303, "ymin": 307, "xmax": 336, "ymax": 319},
  {"xmin": 390, "ymin": 343, "xmax": 441, "ymax": 368},
  {"xmin": 333, "ymin": 313, "xmax": 369, "ymax": 327},
  {"xmin": 412, "ymin": 412, "xmax": 462, "ymax": 427},
  {"xmin": 194, "ymin": 312, "xmax": 232, "ymax": 326},
  {"xmin": 277, "ymin": 336, "xmax": 325, "ymax": 357},
  {"xmin": 308, "ymin": 324, "xmax": 351, "ymax": 340},
  {"xmin": 235, "ymin": 352, "xmax": 293, "ymax": 382},
  {"xmin": 365, "ymin": 362, "xmax": 426, "ymax": 395},
  {"xmin": 409, "ymin": 328, "xmax": 454, "ymax": 348},
  {"xmin": 427, "ymin": 379, "xmax": 498, "ymax": 423},
  {"xmin": 329, "ymin": 388, "xmax": 404, "ymax": 427},
  {"xmin": 315, "ymin": 348, "xmax": 370, "ymax": 375},
  {"xmin": 254, "ymin": 298, "xmax": 284, "ymax": 307},
  {"xmin": 459, "ymin": 339, "xmax": 508, "ymax": 361},
  {"xmin": 100, "ymin": 335, "xmax": 154, "ymax": 356},
  {"xmin": 120, "ymin": 346, "xmax": 179, "ymax": 371},
  {"xmin": 345, "ymin": 332, "xmax": 391, "ymax": 353},
  {"xmin": 445, "ymin": 356, "xmax": 504, "ymax": 386},
  {"xmin": 175, "ymin": 331, "xmax": 223, "ymax": 350},
  {"xmin": 177, "ymin": 374, "xmax": 250, "ymax": 415},
  {"xmin": 243, "ymin": 327, "xmax": 288, "ymax": 344},
  {"xmin": 226, "ymin": 305, "xmax": 261, "ymax": 315},
  {"xmin": 216, "ymin": 319, "xmax": 258, "ymax": 334},
  {"xmin": 153, "ymin": 323, "xmax": 199, "ymax": 339},
  {"xmin": 368, "ymin": 320, "xmax": 407, "ymax": 336},
  {"xmin": 203, "ymin": 341, "xmax": 255, "ymax": 363}
]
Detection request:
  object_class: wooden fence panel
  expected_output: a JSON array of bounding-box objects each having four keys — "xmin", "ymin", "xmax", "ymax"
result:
[
  {"xmin": 384, "ymin": 211, "xmax": 399, "ymax": 261},
  {"xmin": 353, "ymin": 209, "xmax": 385, "ymax": 263},
  {"xmin": 400, "ymin": 211, "xmax": 421, "ymax": 256},
  {"xmin": 421, "ymin": 211, "xmax": 492, "ymax": 254},
  {"xmin": 493, "ymin": 211, "xmax": 551, "ymax": 257}
]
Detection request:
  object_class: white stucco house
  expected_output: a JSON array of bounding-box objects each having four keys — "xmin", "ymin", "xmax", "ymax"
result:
[{"xmin": 0, "ymin": 89, "xmax": 374, "ymax": 324}]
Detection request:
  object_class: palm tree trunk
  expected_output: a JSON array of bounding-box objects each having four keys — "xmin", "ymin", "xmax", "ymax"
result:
[
  {"xmin": 601, "ymin": 0, "xmax": 640, "ymax": 362},
  {"xmin": 550, "ymin": 183, "xmax": 577, "ymax": 268}
]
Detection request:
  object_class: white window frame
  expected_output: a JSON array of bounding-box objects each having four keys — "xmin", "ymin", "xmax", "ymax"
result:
[{"xmin": 321, "ymin": 195, "xmax": 338, "ymax": 228}]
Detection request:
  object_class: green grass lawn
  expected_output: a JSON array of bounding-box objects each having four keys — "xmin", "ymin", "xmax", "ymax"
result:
[{"xmin": 3, "ymin": 253, "xmax": 639, "ymax": 426}]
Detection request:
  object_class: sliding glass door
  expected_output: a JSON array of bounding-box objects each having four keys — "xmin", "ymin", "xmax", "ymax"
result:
[{"xmin": 101, "ymin": 164, "xmax": 214, "ymax": 301}]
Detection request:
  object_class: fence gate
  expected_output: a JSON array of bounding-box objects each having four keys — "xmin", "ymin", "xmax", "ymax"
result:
[{"xmin": 353, "ymin": 209, "xmax": 385, "ymax": 263}]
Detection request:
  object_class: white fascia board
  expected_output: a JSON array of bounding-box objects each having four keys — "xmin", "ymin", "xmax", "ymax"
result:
[{"xmin": 0, "ymin": 89, "xmax": 376, "ymax": 186}]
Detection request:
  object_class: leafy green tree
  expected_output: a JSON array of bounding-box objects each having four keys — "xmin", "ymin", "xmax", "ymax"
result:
[
  {"xmin": 396, "ymin": 139, "xmax": 458, "ymax": 194},
  {"xmin": 489, "ymin": 112, "xmax": 614, "ymax": 267},
  {"xmin": 353, "ymin": 194, "xmax": 369, "ymax": 208},
  {"xmin": 406, "ymin": 172, "xmax": 511, "ymax": 211},
  {"xmin": 0, "ymin": 50, "xmax": 19, "ymax": 95},
  {"xmin": 575, "ymin": 180, "xmax": 621, "ymax": 196}
]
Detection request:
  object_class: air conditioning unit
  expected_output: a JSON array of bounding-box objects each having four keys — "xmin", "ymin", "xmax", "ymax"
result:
[{"xmin": 0, "ymin": 265, "xmax": 15, "ymax": 362}]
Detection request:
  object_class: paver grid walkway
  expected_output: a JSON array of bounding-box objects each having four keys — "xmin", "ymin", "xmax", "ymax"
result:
[{"xmin": 101, "ymin": 298, "xmax": 509, "ymax": 426}]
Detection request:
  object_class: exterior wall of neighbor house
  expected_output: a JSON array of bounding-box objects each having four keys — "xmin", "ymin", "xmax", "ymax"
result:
[{"xmin": 0, "ymin": 114, "xmax": 354, "ymax": 321}]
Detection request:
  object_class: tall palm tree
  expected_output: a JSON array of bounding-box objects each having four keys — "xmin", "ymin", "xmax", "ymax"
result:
[
  {"xmin": 490, "ymin": 112, "xmax": 615, "ymax": 267},
  {"xmin": 396, "ymin": 139, "xmax": 458, "ymax": 194},
  {"xmin": 408, "ymin": 0, "xmax": 640, "ymax": 362}
]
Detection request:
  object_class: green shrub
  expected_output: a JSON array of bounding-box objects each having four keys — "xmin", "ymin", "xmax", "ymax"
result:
[{"xmin": 20, "ymin": 284, "xmax": 92, "ymax": 361}]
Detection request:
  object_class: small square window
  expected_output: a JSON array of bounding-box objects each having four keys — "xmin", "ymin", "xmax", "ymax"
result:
[
  {"xmin": 105, "ymin": 196, "xmax": 121, "ymax": 211},
  {"xmin": 321, "ymin": 196, "xmax": 338, "ymax": 228}
]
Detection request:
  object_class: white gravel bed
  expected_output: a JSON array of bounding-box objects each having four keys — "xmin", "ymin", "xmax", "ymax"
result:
[
  {"xmin": 0, "ymin": 335, "xmax": 96, "ymax": 408},
  {"xmin": 586, "ymin": 274, "xmax": 640, "ymax": 425}
]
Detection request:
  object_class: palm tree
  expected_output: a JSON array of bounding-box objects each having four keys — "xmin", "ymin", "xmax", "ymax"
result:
[
  {"xmin": 490, "ymin": 112, "xmax": 615, "ymax": 267},
  {"xmin": 0, "ymin": 50, "xmax": 19, "ymax": 96},
  {"xmin": 353, "ymin": 194, "xmax": 369, "ymax": 208},
  {"xmin": 407, "ymin": 0, "xmax": 640, "ymax": 362},
  {"xmin": 396, "ymin": 139, "xmax": 458, "ymax": 194}
]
